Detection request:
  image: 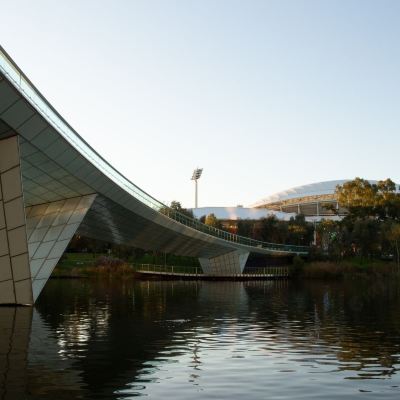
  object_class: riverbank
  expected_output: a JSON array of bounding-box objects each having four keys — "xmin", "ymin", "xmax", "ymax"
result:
[
  {"xmin": 52, "ymin": 254, "xmax": 400, "ymax": 280},
  {"xmin": 52, "ymin": 253, "xmax": 201, "ymax": 278},
  {"xmin": 297, "ymin": 259, "xmax": 400, "ymax": 279},
  {"xmin": 52, "ymin": 254, "xmax": 136, "ymax": 278}
]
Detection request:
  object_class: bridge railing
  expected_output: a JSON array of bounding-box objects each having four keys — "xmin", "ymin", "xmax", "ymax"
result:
[
  {"xmin": 0, "ymin": 47, "xmax": 308, "ymax": 254},
  {"xmin": 159, "ymin": 207, "xmax": 309, "ymax": 253},
  {"xmin": 133, "ymin": 264, "xmax": 291, "ymax": 277},
  {"xmin": 133, "ymin": 264, "xmax": 203, "ymax": 275}
]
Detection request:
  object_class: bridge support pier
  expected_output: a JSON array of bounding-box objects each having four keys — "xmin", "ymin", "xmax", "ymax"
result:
[
  {"xmin": 26, "ymin": 195, "xmax": 96, "ymax": 302},
  {"xmin": 0, "ymin": 135, "xmax": 96, "ymax": 305},
  {"xmin": 199, "ymin": 250, "xmax": 249, "ymax": 275},
  {"xmin": 0, "ymin": 136, "xmax": 32, "ymax": 304}
]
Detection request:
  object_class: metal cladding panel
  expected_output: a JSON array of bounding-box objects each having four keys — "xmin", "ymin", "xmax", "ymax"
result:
[
  {"xmin": 19, "ymin": 140, "xmax": 92, "ymax": 207},
  {"xmin": 1, "ymin": 99, "xmax": 35, "ymax": 129},
  {"xmin": 46, "ymin": 144, "xmax": 75, "ymax": 163},
  {"xmin": 199, "ymin": 251, "xmax": 249, "ymax": 275},
  {"xmin": 0, "ymin": 119, "xmax": 15, "ymax": 139},
  {"xmin": 0, "ymin": 136, "xmax": 32, "ymax": 305},
  {"xmin": 30, "ymin": 126, "xmax": 58, "ymax": 148},
  {"xmin": 0, "ymin": 80, "xmax": 20, "ymax": 112},
  {"xmin": 77, "ymin": 195, "xmax": 241, "ymax": 259},
  {"xmin": 16, "ymin": 114, "xmax": 48, "ymax": 140}
]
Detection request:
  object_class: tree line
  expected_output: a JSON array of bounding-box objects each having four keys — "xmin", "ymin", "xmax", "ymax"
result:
[
  {"xmin": 162, "ymin": 201, "xmax": 314, "ymax": 246},
  {"xmin": 316, "ymin": 178, "xmax": 400, "ymax": 265},
  {"xmin": 196, "ymin": 177, "xmax": 400, "ymax": 266}
]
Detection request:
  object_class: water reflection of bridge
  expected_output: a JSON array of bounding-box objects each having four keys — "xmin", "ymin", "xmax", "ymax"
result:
[{"xmin": 1, "ymin": 280, "xmax": 400, "ymax": 398}]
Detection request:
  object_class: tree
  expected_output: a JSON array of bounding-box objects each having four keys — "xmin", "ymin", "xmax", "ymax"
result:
[
  {"xmin": 253, "ymin": 215, "xmax": 281, "ymax": 242},
  {"xmin": 336, "ymin": 178, "xmax": 400, "ymax": 221},
  {"xmin": 327, "ymin": 178, "xmax": 400, "ymax": 261},
  {"xmin": 351, "ymin": 218, "xmax": 382, "ymax": 258},
  {"xmin": 159, "ymin": 200, "xmax": 194, "ymax": 219},
  {"xmin": 386, "ymin": 222, "xmax": 400, "ymax": 268},
  {"xmin": 287, "ymin": 214, "xmax": 314, "ymax": 245},
  {"xmin": 237, "ymin": 219, "xmax": 255, "ymax": 237},
  {"xmin": 170, "ymin": 201, "xmax": 194, "ymax": 218},
  {"xmin": 336, "ymin": 178, "xmax": 378, "ymax": 219},
  {"xmin": 316, "ymin": 219, "xmax": 344, "ymax": 257},
  {"xmin": 205, "ymin": 213, "xmax": 222, "ymax": 229}
]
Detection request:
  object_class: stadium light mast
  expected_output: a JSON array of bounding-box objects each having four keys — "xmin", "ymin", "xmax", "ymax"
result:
[{"xmin": 191, "ymin": 168, "xmax": 203, "ymax": 208}]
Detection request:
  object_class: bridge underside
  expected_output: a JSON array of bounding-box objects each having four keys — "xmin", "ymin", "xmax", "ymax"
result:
[{"xmin": 0, "ymin": 133, "xmax": 251, "ymax": 304}]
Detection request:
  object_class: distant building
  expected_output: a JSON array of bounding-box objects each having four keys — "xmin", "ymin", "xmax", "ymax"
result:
[
  {"xmin": 251, "ymin": 180, "xmax": 351, "ymax": 218},
  {"xmin": 193, "ymin": 180, "xmax": 395, "ymax": 227}
]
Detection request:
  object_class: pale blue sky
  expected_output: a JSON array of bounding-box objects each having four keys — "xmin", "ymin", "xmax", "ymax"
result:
[{"xmin": 1, "ymin": 0, "xmax": 400, "ymax": 207}]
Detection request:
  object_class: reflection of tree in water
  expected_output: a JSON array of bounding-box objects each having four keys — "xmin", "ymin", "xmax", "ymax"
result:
[{"xmin": 244, "ymin": 279, "xmax": 400, "ymax": 379}]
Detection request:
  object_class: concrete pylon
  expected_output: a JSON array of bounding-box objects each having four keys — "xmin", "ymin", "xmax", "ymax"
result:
[
  {"xmin": 26, "ymin": 195, "xmax": 96, "ymax": 302},
  {"xmin": 199, "ymin": 250, "xmax": 249, "ymax": 275},
  {"xmin": 0, "ymin": 136, "xmax": 96, "ymax": 304}
]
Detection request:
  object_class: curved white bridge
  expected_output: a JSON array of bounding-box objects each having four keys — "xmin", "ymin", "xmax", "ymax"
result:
[{"xmin": 0, "ymin": 46, "xmax": 308, "ymax": 305}]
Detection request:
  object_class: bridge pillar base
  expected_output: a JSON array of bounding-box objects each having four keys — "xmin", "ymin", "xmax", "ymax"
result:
[
  {"xmin": 199, "ymin": 251, "xmax": 249, "ymax": 275},
  {"xmin": 26, "ymin": 194, "xmax": 96, "ymax": 302},
  {"xmin": 0, "ymin": 136, "xmax": 33, "ymax": 305},
  {"xmin": 0, "ymin": 135, "xmax": 96, "ymax": 305}
]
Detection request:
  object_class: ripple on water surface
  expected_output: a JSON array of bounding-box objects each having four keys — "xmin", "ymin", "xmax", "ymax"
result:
[{"xmin": 1, "ymin": 279, "xmax": 400, "ymax": 399}]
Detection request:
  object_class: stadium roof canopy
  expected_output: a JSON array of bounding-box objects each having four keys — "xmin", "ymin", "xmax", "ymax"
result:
[{"xmin": 251, "ymin": 179, "xmax": 381, "ymax": 208}]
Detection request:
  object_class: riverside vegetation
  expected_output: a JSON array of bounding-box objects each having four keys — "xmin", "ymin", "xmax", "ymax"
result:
[{"xmin": 292, "ymin": 178, "xmax": 400, "ymax": 278}]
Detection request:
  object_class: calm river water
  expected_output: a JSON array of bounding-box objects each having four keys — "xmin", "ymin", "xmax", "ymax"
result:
[{"xmin": 1, "ymin": 278, "xmax": 400, "ymax": 399}]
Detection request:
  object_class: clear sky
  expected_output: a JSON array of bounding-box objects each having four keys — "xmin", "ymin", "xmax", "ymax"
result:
[{"xmin": 1, "ymin": 0, "xmax": 400, "ymax": 208}]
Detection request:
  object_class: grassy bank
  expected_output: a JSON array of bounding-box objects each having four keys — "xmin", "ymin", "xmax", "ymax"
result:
[
  {"xmin": 53, "ymin": 252, "xmax": 200, "ymax": 278},
  {"xmin": 53, "ymin": 253, "xmax": 400, "ymax": 281},
  {"xmin": 296, "ymin": 258, "xmax": 400, "ymax": 279},
  {"xmin": 52, "ymin": 254, "xmax": 136, "ymax": 278}
]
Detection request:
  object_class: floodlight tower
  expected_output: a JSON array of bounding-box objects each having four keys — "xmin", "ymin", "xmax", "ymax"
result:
[{"xmin": 191, "ymin": 168, "xmax": 203, "ymax": 208}]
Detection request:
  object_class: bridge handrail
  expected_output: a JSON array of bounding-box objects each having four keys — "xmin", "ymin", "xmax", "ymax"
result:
[
  {"xmin": 133, "ymin": 263, "xmax": 291, "ymax": 276},
  {"xmin": 0, "ymin": 47, "xmax": 308, "ymax": 254},
  {"xmin": 159, "ymin": 208, "xmax": 308, "ymax": 252}
]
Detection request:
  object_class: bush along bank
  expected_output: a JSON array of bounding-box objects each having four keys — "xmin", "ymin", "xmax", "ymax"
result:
[{"xmin": 291, "ymin": 255, "xmax": 400, "ymax": 280}]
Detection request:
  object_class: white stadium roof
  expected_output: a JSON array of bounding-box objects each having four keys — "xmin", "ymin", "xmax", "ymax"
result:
[
  {"xmin": 192, "ymin": 179, "xmax": 398, "ymax": 223},
  {"xmin": 251, "ymin": 179, "xmax": 381, "ymax": 207}
]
